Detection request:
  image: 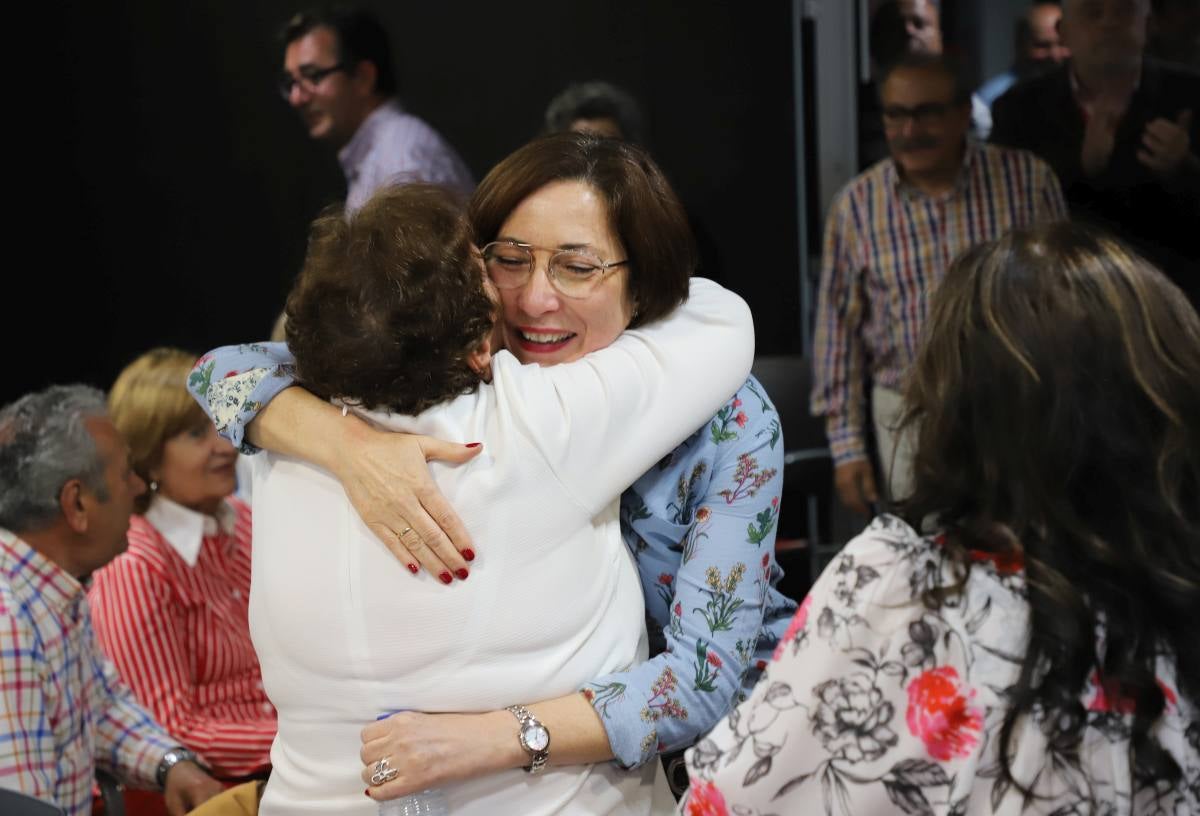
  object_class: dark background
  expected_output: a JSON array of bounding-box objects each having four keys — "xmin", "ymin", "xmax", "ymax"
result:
[{"xmin": 13, "ymin": 0, "xmax": 803, "ymax": 405}]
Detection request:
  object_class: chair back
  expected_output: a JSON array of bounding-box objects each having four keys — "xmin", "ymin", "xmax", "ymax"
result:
[{"xmin": 0, "ymin": 788, "xmax": 67, "ymax": 816}]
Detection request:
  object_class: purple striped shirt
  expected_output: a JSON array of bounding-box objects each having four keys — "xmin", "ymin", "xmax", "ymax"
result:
[
  {"xmin": 811, "ymin": 142, "xmax": 1067, "ymax": 465},
  {"xmin": 338, "ymin": 100, "xmax": 474, "ymax": 211}
]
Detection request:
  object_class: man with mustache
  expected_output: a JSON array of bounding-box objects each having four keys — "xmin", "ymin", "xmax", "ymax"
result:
[
  {"xmin": 812, "ymin": 53, "xmax": 1067, "ymax": 517},
  {"xmin": 991, "ymin": 0, "xmax": 1199, "ymax": 304}
]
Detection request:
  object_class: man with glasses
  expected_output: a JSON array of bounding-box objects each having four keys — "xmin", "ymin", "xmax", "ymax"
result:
[
  {"xmin": 279, "ymin": 7, "xmax": 473, "ymax": 212},
  {"xmin": 812, "ymin": 53, "xmax": 1066, "ymax": 516},
  {"xmin": 991, "ymin": 0, "xmax": 1199, "ymax": 305}
]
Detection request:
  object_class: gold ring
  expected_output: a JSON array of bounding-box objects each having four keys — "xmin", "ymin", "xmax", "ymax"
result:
[{"xmin": 397, "ymin": 526, "xmax": 413, "ymax": 538}]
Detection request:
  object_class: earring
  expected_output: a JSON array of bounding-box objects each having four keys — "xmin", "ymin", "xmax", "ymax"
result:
[{"xmin": 149, "ymin": 480, "xmax": 159, "ymax": 492}]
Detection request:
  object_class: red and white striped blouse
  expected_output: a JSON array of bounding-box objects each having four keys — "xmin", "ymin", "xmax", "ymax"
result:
[{"xmin": 88, "ymin": 496, "xmax": 274, "ymax": 779}]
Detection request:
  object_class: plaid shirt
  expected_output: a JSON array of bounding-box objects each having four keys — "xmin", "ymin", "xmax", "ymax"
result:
[
  {"xmin": 0, "ymin": 529, "xmax": 176, "ymax": 815},
  {"xmin": 811, "ymin": 142, "xmax": 1067, "ymax": 465}
]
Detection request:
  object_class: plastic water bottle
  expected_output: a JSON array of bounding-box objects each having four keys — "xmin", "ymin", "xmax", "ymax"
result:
[
  {"xmin": 375, "ymin": 711, "xmax": 449, "ymax": 816},
  {"xmin": 377, "ymin": 790, "xmax": 449, "ymax": 816}
]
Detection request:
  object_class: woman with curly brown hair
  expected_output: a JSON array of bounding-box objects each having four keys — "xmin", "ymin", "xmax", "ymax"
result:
[
  {"xmin": 682, "ymin": 223, "xmax": 1200, "ymax": 815},
  {"xmin": 230, "ymin": 181, "xmax": 754, "ymax": 815}
]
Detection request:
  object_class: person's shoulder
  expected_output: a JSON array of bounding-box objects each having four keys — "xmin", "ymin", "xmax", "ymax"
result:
[
  {"xmin": 995, "ymin": 66, "xmax": 1064, "ymax": 108},
  {"xmin": 977, "ymin": 141, "xmax": 1057, "ymax": 175},
  {"xmin": 0, "ymin": 578, "xmax": 38, "ymax": 645}
]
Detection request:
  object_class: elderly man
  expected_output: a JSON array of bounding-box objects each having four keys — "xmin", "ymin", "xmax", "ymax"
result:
[
  {"xmin": 278, "ymin": 7, "xmax": 473, "ymax": 211},
  {"xmin": 978, "ymin": 1, "xmax": 1072, "ymax": 108},
  {"xmin": 813, "ymin": 53, "xmax": 1067, "ymax": 515},
  {"xmin": 0, "ymin": 386, "xmax": 224, "ymax": 815},
  {"xmin": 991, "ymin": 0, "xmax": 1199, "ymax": 303}
]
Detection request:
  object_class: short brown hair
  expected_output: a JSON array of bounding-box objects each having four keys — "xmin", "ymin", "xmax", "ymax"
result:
[
  {"xmin": 108, "ymin": 348, "xmax": 208, "ymax": 513},
  {"xmin": 285, "ymin": 184, "xmax": 494, "ymax": 415},
  {"xmin": 469, "ymin": 132, "xmax": 694, "ymax": 327}
]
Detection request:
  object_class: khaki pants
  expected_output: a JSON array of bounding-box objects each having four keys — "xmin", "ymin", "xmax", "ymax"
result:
[{"xmin": 871, "ymin": 385, "xmax": 915, "ymax": 504}]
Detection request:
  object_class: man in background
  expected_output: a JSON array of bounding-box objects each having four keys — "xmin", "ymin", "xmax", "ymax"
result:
[
  {"xmin": 815, "ymin": 54, "xmax": 1066, "ymax": 515},
  {"xmin": 991, "ymin": 0, "xmax": 1199, "ymax": 304},
  {"xmin": 977, "ymin": 1, "xmax": 1071, "ymax": 108},
  {"xmin": 279, "ymin": 7, "xmax": 473, "ymax": 212}
]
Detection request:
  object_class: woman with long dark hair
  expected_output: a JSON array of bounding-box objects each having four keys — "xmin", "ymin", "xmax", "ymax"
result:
[{"xmin": 681, "ymin": 223, "xmax": 1199, "ymax": 814}]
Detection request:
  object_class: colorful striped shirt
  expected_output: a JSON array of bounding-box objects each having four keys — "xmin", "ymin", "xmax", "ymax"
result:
[
  {"xmin": 88, "ymin": 497, "xmax": 274, "ymax": 780},
  {"xmin": 810, "ymin": 142, "xmax": 1068, "ymax": 465},
  {"xmin": 0, "ymin": 529, "xmax": 175, "ymax": 815}
]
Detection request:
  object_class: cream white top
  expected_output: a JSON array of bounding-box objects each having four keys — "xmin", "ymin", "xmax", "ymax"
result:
[{"xmin": 249, "ymin": 279, "xmax": 754, "ymax": 815}]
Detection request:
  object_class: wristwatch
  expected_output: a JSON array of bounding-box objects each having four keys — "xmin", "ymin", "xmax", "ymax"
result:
[
  {"xmin": 505, "ymin": 704, "xmax": 550, "ymax": 773},
  {"xmin": 156, "ymin": 746, "xmax": 199, "ymax": 789}
]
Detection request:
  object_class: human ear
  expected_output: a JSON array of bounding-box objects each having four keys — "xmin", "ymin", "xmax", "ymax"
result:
[{"xmin": 59, "ymin": 479, "xmax": 89, "ymax": 534}]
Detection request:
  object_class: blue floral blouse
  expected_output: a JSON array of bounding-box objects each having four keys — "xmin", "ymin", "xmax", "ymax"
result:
[{"xmin": 187, "ymin": 343, "xmax": 796, "ymax": 769}]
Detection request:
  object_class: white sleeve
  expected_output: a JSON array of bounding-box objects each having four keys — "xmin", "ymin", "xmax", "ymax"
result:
[{"xmin": 492, "ymin": 277, "xmax": 754, "ymax": 514}]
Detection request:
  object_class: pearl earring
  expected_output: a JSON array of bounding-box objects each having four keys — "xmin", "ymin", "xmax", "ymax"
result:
[{"xmin": 149, "ymin": 480, "xmax": 159, "ymax": 492}]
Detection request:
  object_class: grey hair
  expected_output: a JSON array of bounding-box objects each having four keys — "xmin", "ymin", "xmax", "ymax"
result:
[
  {"xmin": 543, "ymin": 81, "xmax": 646, "ymax": 145},
  {"xmin": 0, "ymin": 385, "xmax": 110, "ymax": 532}
]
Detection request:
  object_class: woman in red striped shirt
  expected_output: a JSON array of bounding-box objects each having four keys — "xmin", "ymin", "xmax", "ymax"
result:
[{"xmin": 89, "ymin": 348, "xmax": 274, "ymax": 782}]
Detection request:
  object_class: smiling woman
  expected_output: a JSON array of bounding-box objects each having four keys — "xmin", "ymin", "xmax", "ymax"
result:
[{"xmin": 87, "ymin": 348, "xmax": 276, "ymax": 782}]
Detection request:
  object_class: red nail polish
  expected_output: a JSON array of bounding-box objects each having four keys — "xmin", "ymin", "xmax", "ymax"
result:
[
  {"xmin": 455, "ymin": 568, "xmax": 469, "ymax": 580},
  {"xmin": 439, "ymin": 571, "xmax": 453, "ymax": 584},
  {"xmin": 462, "ymin": 548, "xmax": 475, "ymax": 561},
  {"xmin": 364, "ymin": 789, "xmax": 371, "ymax": 797},
  {"xmin": 465, "ymin": 442, "xmax": 482, "ymax": 448},
  {"xmin": 407, "ymin": 563, "xmax": 419, "ymax": 574}
]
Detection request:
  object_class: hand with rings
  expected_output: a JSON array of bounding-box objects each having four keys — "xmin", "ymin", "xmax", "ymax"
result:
[
  {"xmin": 330, "ymin": 421, "xmax": 483, "ymax": 584},
  {"xmin": 369, "ymin": 756, "xmax": 400, "ymax": 787}
]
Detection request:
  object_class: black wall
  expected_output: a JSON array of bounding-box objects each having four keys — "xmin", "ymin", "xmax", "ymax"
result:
[{"xmin": 15, "ymin": 1, "xmax": 800, "ymax": 404}]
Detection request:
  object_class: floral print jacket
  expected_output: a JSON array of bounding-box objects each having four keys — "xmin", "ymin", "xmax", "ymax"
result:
[
  {"xmin": 681, "ymin": 515, "xmax": 1198, "ymax": 816},
  {"xmin": 187, "ymin": 343, "xmax": 796, "ymax": 770}
]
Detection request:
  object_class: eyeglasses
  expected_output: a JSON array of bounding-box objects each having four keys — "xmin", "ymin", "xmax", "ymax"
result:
[
  {"xmin": 881, "ymin": 101, "xmax": 958, "ymax": 127},
  {"xmin": 277, "ymin": 63, "xmax": 346, "ymax": 100},
  {"xmin": 481, "ymin": 241, "xmax": 629, "ymax": 299}
]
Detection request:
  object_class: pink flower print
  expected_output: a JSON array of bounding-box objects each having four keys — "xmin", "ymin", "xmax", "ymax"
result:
[
  {"xmin": 771, "ymin": 496, "xmax": 779, "ymax": 509},
  {"xmin": 774, "ymin": 595, "xmax": 812, "ymax": 660},
  {"xmin": 756, "ymin": 659, "xmax": 768, "ymax": 671},
  {"xmin": 685, "ymin": 780, "xmax": 729, "ymax": 816},
  {"xmin": 761, "ymin": 553, "xmax": 770, "ymax": 569},
  {"xmin": 223, "ymin": 369, "xmax": 241, "ymax": 379},
  {"xmin": 673, "ymin": 602, "xmax": 682, "ymax": 617},
  {"xmin": 695, "ymin": 506, "xmax": 712, "ymax": 523},
  {"xmin": 658, "ymin": 573, "xmax": 674, "ymax": 586},
  {"xmin": 195, "ymin": 354, "xmax": 212, "ymax": 366},
  {"xmin": 581, "ymin": 688, "xmax": 595, "ymax": 703},
  {"xmin": 706, "ymin": 651, "xmax": 723, "ymax": 669},
  {"xmin": 734, "ymin": 411, "xmax": 748, "ymax": 428},
  {"xmin": 906, "ymin": 666, "xmax": 983, "ymax": 761},
  {"xmin": 732, "ymin": 397, "xmax": 742, "ymax": 409}
]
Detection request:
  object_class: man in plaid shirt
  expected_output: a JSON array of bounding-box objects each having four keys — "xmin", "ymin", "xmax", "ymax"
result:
[{"xmin": 0, "ymin": 385, "xmax": 223, "ymax": 815}]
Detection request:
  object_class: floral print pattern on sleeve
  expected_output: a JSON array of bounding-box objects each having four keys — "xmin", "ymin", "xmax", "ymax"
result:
[
  {"xmin": 679, "ymin": 516, "xmax": 1200, "ymax": 816},
  {"xmin": 584, "ymin": 375, "xmax": 798, "ymax": 769},
  {"xmin": 186, "ymin": 342, "xmax": 298, "ymax": 453}
]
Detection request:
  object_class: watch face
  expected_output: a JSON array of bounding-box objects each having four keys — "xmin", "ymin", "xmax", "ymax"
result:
[{"xmin": 523, "ymin": 723, "xmax": 550, "ymax": 752}]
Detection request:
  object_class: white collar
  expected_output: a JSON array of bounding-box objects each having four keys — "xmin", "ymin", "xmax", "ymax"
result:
[{"xmin": 142, "ymin": 495, "xmax": 236, "ymax": 568}]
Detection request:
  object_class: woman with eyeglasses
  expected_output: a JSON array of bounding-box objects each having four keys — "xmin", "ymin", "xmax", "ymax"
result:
[
  {"xmin": 189, "ymin": 133, "xmax": 795, "ymax": 812},
  {"xmin": 680, "ymin": 224, "xmax": 1200, "ymax": 815}
]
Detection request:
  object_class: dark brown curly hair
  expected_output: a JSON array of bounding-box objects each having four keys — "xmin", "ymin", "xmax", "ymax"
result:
[
  {"xmin": 285, "ymin": 184, "xmax": 496, "ymax": 415},
  {"xmin": 899, "ymin": 223, "xmax": 1200, "ymax": 795}
]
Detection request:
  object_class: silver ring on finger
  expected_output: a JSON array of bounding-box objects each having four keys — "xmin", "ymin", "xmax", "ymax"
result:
[{"xmin": 370, "ymin": 756, "xmax": 399, "ymax": 786}]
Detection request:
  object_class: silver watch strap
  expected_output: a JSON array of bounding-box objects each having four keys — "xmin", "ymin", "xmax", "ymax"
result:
[{"xmin": 505, "ymin": 704, "xmax": 549, "ymax": 773}]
